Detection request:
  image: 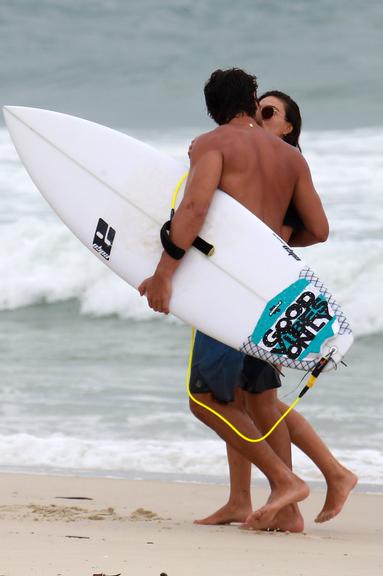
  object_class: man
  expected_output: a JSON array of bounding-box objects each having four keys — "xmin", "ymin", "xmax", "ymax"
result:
[{"xmin": 139, "ymin": 68, "xmax": 329, "ymax": 530}]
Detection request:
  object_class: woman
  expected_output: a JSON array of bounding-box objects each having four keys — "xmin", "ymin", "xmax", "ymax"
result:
[
  {"xmin": 258, "ymin": 90, "xmax": 302, "ymax": 150},
  {"xmin": 259, "ymin": 91, "xmax": 303, "ymax": 238},
  {"xmin": 193, "ymin": 91, "xmax": 357, "ymax": 530}
]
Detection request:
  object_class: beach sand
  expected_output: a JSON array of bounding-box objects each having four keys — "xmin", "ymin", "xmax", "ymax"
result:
[{"xmin": 0, "ymin": 473, "xmax": 382, "ymax": 576}]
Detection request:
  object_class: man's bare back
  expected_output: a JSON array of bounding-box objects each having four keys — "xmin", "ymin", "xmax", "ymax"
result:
[{"xmin": 189, "ymin": 118, "xmax": 328, "ymax": 244}]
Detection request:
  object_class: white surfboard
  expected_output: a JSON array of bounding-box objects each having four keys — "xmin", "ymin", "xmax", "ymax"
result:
[{"xmin": 3, "ymin": 106, "xmax": 353, "ymax": 371}]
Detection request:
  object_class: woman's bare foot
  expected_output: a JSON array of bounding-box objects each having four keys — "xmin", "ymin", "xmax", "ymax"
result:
[
  {"xmin": 315, "ymin": 468, "xmax": 358, "ymax": 523},
  {"xmin": 242, "ymin": 476, "xmax": 309, "ymax": 531},
  {"xmin": 194, "ymin": 501, "xmax": 252, "ymax": 525}
]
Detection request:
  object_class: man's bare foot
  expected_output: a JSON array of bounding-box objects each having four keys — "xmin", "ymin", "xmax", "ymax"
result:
[
  {"xmin": 315, "ymin": 469, "xmax": 358, "ymax": 523},
  {"xmin": 242, "ymin": 476, "xmax": 309, "ymax": 531},
  {"xmin": 268, "ymin": 504, "xmax": 304, "ymax": 533},
  {"xmin": 194, "ymin": 501, "xmax": 252, "ymax": 525},
  {"xmin": 241, "ymin": 504, "xmax": 304, "ymax": 533}
]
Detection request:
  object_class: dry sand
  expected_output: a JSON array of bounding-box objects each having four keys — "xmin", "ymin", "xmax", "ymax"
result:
[{"xmin": 0, "ymin": 472, "xmax": 382, "ymax": 576}]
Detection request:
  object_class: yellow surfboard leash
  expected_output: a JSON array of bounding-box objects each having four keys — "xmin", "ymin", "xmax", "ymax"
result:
[{"xmin": 186, "ymin": 327, "xmax": 303, "ymax": 442}]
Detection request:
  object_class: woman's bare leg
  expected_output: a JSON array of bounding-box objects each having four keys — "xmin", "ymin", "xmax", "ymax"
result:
[{"xmin": 278, "ymin": 399, "xmax": 358, "ymax": 522}]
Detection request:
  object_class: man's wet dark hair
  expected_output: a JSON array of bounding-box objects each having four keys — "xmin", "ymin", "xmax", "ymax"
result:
[
  {"xmin": 204, "ymin": 68, "xmax": 258, "ymax": 125},
  {"xmin": 260, "ymin": 90, "xmax": 302, "ymax": 151}
]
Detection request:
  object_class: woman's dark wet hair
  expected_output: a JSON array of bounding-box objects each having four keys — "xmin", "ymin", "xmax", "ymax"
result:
[
  {"xmin": 204, "ymin": 68, "xmax": 258, "ymax": 126},
  {"xmin": 260, "ymin": 90, "xmax": 302, "ymax": 151}
]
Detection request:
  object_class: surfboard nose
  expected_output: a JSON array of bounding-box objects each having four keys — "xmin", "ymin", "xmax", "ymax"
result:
[
  {"xmin": 3, "ymin": 105, "xmax": 13, "ymax": 120},
  {"xmin": 3, "ymin": 105, "xmax": 23, "ymax": 115},
  {"xmin": 3, "ymin": 106, "xmax": 29, "ymax": 126},
  {"xmin": 3, "ymin": 105, "xmax": 37, "ymax": 118},
  {"xmin": 3, "ymin": 106, "xmax": 54, "ymax": 126}
]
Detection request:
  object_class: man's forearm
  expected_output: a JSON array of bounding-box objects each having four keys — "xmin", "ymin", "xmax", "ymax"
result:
[{"xmin": 155, "ymin": 199, "xmax": 208, "ymax": 278}]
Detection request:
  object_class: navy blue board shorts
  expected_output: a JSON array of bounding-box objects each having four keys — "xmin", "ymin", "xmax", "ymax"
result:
[{"xmin": 189, "ymin": 331, "xmax": 281, "ymax": 404}]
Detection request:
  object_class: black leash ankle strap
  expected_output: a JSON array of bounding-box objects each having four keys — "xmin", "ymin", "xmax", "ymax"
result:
[{"xmin": 160, "ymin": 209, "xmax": 215, "ymax": 260}]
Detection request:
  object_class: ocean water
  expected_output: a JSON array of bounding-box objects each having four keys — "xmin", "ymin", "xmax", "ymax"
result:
[
  {"xmin": 1, "ymin": 0, "xmax": 382, "ymax": 130},
  {"xmin": 0, "ymin": 0, "xmax": 382, "ymax": 487}
]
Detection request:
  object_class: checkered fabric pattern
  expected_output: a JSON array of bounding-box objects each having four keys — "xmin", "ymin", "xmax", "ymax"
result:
[{"xmin": 239, "ymin": 266, "xmax": 352, "ymax": 371}]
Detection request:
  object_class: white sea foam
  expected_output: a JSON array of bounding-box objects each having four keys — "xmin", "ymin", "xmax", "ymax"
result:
[
  {"xmin": 0, "ymin": 432, "xmax": 381, "ymax": 485},
  {"xmin": 1, "ymin": 126, "xmax": 382, "ymax": 335}
]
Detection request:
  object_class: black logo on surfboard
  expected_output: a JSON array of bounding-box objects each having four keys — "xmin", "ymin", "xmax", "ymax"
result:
[
  {"xmin": 92, "ymin": 218, "xmax": 116, "ymax": 260},
  {"xmin": 273, "ymin": 233, "xmax": 301, "ymax": 261},
  {"xmin": 262, "ymin": 291, "xmax": 334, "ymax": 360}
]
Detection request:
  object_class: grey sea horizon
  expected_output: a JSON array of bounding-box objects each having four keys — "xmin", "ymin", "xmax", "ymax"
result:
[{"xmin": 1, "ymin": 0, "xmax": 382, "ymax": 130}]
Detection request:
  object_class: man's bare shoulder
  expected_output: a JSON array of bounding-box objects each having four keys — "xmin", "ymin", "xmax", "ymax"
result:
[
  {"xmin": 193, "ymin": 125, "xmax": 229, "ymax": 145},
  {"xmin": 190, "ymin": 127, "xmax": 227, "ymax": 160}
]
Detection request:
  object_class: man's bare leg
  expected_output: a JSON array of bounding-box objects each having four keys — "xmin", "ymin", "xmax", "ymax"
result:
[
  {"xmin": 190, "ymin": 393, "xmax": 309, "ymax": 530},
  {"xmin": 278, "ymin": 399, "xmax": 358, "ymax": 522},
  {"xmin": 194, "ymin": 389, "xmax": 252, "ymax": 525},
  {"xmin": 244, "ymin": 389, "xmax": 304, "ymax": 532},
  {"xmin": 194, "ymin": 443, "xmax": 252, "ymax": 525},
  {"xmin": 192, "ymin": 389, "xmax": 305, "ymax": 530}
]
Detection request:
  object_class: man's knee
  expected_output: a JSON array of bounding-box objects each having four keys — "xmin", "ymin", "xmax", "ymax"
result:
[
  {"xmin": 246, "ymin": 389, "xmax": 278, "ymax": 419},
  {"xmin": 189, "ymin": 395, "xmax": 210, "ymax": 422}
]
